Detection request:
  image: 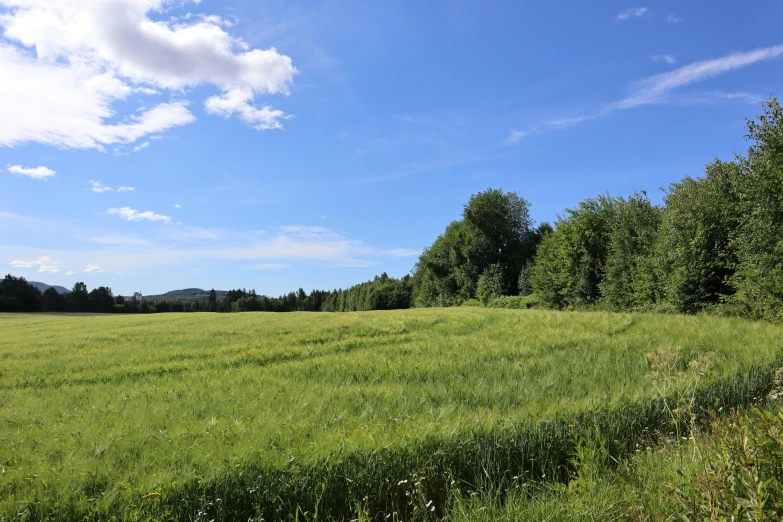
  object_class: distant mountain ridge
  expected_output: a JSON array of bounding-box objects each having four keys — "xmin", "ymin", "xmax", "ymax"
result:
[
  {"xmin": 25, "ymin": 281, "xmax": 227, "ymax": 301},
  {"xmin": 144, "ymin": 288, "xmax": 228, "ymax": 300},
  {"xmin": 28, "ymin": 281, "xmax": 70, "ymax": 295}
]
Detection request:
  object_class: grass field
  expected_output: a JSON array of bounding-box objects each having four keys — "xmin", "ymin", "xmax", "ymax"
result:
[{"xmin": 1, "ymin": 309, "xmax": 782, "ymax": 521}]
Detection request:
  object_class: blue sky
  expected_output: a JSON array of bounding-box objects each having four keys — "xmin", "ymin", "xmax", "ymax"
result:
[{"xmin": 1, "ymin": 0, "xmax": 781, "ymax": 296}]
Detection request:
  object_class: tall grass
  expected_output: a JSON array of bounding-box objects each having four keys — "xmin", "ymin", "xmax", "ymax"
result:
[{"xmin": 1, "ymin": 309, "xmax": 781, "ymax": 520}]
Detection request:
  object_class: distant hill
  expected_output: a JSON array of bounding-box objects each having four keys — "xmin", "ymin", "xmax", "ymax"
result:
[
  {"xmin": 28, "ymin": 281, "xmax": 70, "ymax": 294},
  {"xmin": 144, "ymin": 288, "xmax": 228, "ymax": 301}
]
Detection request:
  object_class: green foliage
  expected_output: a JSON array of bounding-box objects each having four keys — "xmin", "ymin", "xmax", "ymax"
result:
[
  {"xmin": 600, "ymin": 192, "xmax": 662, "ymax": 310},
  {"xmin": 730, "ymin": 98, "xmax": 783, "ymax": 321},
  {"xmin": 323, "ymin": 273, "xmax": 413, "ymax": 312},
  {"xmin": 656, "ymin": 160, "xmax": 741, "ymax": 313},
  {"xmin": 414, "ymin": 189, "xmax": 537, "ymax": 307},
  {"xmin": 679, "ymin": 406, "xmax": 783, "ymax": 520},
  {"xmin": 414, "ymin": 220, "xmax": 482, "ymax": 307},
  {"xmin": 517, "ymin": 263, "xmax": 532, "ymax": 296},
  {"xmin": 1, "ymin": 309, "xmax": 781, "ymax": 520},
  {"xmin": 486, "ymin": 293, "xmax": 541, "ymax": 309},
  {"xmin": 0, "ymin": 274, "xmax": 41, "ymax": 312},
  {"xmin": 476, "ymin": 263, "xmax": 505, "ymax": 304},
  {"xmin": 530, "ymin": 194, "xmax": 620, "ymax": 309}
]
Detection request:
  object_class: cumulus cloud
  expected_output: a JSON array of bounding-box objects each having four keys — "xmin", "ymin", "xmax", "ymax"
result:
[
  {"xmin": 13, "ymin": 255, "xmax": 62, "ymax": 273},
  {"xmin": 107, "ymin": 206, "xmax": 171, "ymax": 223},
  {"xmin": 205, "ymin": 88, "xmax": 289, "ymax": 130},
  {"xmin": 0, "ymin": 0, "xmax": 297, "ymax": 149},
  {"xmin": 38, "ymin": 264, "xmax": 59, "ymax": 274},
  {"xmin": 6, "ymin": 164, "xmax": 55, "ymax": 179},
  {"xmin": 66, "ymin": 270, "xmax": 76, "ymax": 275},
  {"xmin": 616, "ymin": 7, "xmax": 648, "ymax": 20},
  {"xmin": 84, "ymin": 264, "xmax": 103, "ymax": 272},
  {"xmin": 173, "ymin": 203, "xmax": 182, "ymax": 209},
  {"xmin": 132, "ymin": 141, "xmax": 149, "ymax": 152},
  {"xmin": 10, "ymin": 255, "xmax": 54, "ymax": 269}
]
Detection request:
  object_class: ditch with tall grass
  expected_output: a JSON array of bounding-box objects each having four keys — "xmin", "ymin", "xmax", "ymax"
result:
[{"xmin": 1, "ymin": 309, "xmax": 781, "ymax": 520}]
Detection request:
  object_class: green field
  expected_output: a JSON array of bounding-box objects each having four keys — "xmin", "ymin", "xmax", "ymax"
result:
[{"xmin": 1, "ymin": 309, "xmax": 782, "ymax": 521}]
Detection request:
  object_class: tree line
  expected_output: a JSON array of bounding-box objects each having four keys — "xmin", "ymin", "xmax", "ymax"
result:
[
  {"xmin": 0, "ymin": 273, "xmax": 413, "ymax": 314},
  {"xmin": 416, "ymin": 97, "xmax": 783, "ymax": 322},
  {"xmin": 3, "ymin": 98, "xmax": 781, "ymax": 321}
]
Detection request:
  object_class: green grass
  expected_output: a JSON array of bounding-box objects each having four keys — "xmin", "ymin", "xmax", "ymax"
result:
[
  {"xmin": 445, "ymin": 400, "xmax": 783, "ymax": 521},
  {"xmin": 1, "ymin": 309, "xmax": 782, "ymax": 520}
]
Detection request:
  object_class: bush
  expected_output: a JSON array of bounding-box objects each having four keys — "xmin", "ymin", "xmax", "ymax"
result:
[
  {"xmin": 486, "ymin": 294, "xmax": 541, "ymax": 309},
  {"xmin": 677, "ymin": 404, "xmax": 783, "ymax": 519},
  {"xmin": 476, "ymin": 264, "xmax": 505, "ymax": 304}
]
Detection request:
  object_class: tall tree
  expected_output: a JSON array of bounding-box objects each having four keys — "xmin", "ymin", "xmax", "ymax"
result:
[{"xmin": 730, "ymin": 97, "xmax": 783, "ymax": 320}]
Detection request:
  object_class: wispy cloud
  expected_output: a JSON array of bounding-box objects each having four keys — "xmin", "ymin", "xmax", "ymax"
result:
[
  {"xmin": 3, "ymin": 225, "xmax": 420, "ymax": 276},
  {"xmin": 507, "ymin": 44, "xmax": 783, "ymax": 141},
  {"xmin": 90, "ymin": 181, "xmax": 135, "ymax": 193},
  {"xmin": 91, "ymin": 234, "xmax": 149, "ymax": 246},
  {"xmin": 66, "ymin": 271, "xmax": 76, "ymax": 276},
  {"xmin": 84, "ymin": 265, "xmax": 103, "ymax": 273},
  {"xmin": 667, "ymin": 14, "xmax": 684, "ymax": 23},
  {"xmin": 615, "ymin": 44, "xmax": 783, "ymax": 109},
  {"xmin": 253, "ymin": 263, "xmax": 290, "ymax": 270},
  {"xmin": 173, "ymin": 204, "xmax": 182, "ymax": 209},
  {"xmin": 90, "ymin": 180, "xmax": 113, "ymax": 193},
  {"xmin": 6, "ymin": 164, "xmax": 55, "ymax": 180},
  {"xmin": 651, "ymin": 54, "xmax": 677, "ymax": 64},
  {"xmin": 616, "ymin": 7, "xmax": 648, "ymax": 21},
  {"xmin": 504, "ymin": 129, "xmax": 528, "ymax": 143},
  {"xmin": 107, "ymin": 207, "xmax": 172, "ymax": 224},
  {"xmin": 133, "ymin": 142, "xmax": 150, "ymax": 153}
]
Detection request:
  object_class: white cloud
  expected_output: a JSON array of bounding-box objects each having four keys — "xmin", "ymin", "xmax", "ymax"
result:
[
  {"xmin": 38, "ymin": 262, "xmax": 59, "ymax": 274},
  {"xmin": 84, "ymin": 264, "xmax": 103, "ymax": 272},
  {"xmin": 89, "ymin": 180, "xmax": 113, "ymax": 193},
  {"xmin": 205, "ymin": 88, "xmax": 289, "ymax": 130},
  {"xmin": 10, "ymin": 255, "xmax": 54, "ymax": 269},
  {"xmin": 504, "ymin": 129, "xmax": 528, "ymax": 143},
  {"xmin": 66, "ymin": 270, "xmax": 76, "ymax": 275},
  {"xmin": 173, "ymin": 203, "xmax": 182, "ymax": 209},
  {"xmin": 616, "ymin": 8, "xmax": 648, "ymax": 21},
  {"xmin": 132, "ymin": 141, "xmax": 149, "ymax": 152},
  {"xmin": 6, "ymin": 164, "xmax": 55, "ymax": 179},
  {"xmin": 117, "ymin": 186, "xmax": 134, "ymax": 192},
  {"xmin": 0, "ymin": 0, "xmax": 297, "ymax": 149},
  {"xmin": 3, "ymin": 225, "xmax": 420, "ymax": 276},
  {"xmin": 509, "ymin": 44, "xmax": 783, "ymax": 139},
  {"xmin": 651, "ymin": 54, "xmax": 677, "ymax": 64},
  {"xmin": 667, "ymin": 14, "xmax": 684, "ymax": 23},
  {"xmin": 615, "ymin": 44, "xmax": 783, "ymax": 109},
  {"xmin": 107, "ymin": 206, "xmax": 171, "ymax": 223}
]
